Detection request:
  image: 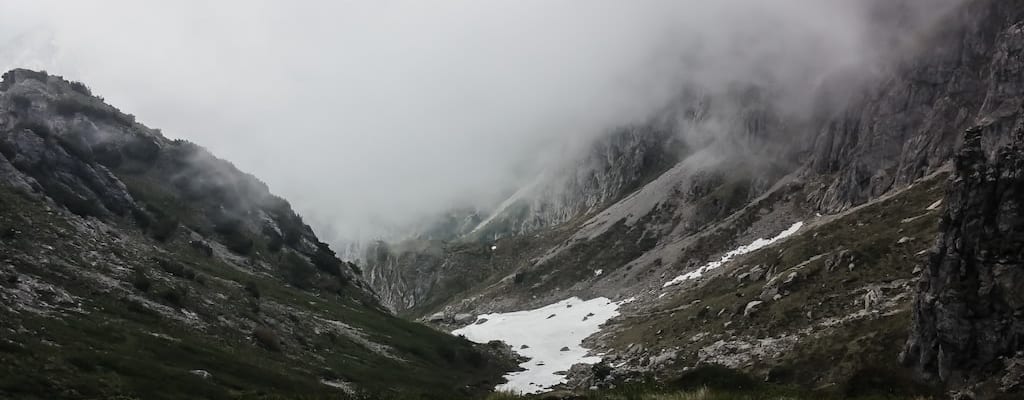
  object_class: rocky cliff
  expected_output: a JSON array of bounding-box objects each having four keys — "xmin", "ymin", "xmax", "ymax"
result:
[
  {"xmin": 805, "ymin": 0, "xmax": 1024, "ymax": 212},
  {"xmin": 902, "ymin": 123, "xmax": 1024, "ymax": 396}
]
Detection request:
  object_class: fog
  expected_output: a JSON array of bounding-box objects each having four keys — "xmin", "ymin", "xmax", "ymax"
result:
[{"xmin": 0, "ymin": 0, "xmax": 960, "ymax": 248}]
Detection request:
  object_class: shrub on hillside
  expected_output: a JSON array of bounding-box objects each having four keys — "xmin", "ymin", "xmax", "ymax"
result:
[
  {"xmin": 223, "ymin": 232, "xmax": 254, "ymax": 255},
  {"xmin": 155, "ymin": 258, "xmax": 196, "ymax": 280},
  {"xmin": 253, "ymin": 326, "xmax": 283, "ymax": 352},
  {"xmin": 131, "ymin": 207, "xmax": 153, "ymax": 229},
  {"xmin": 311, "ymin": 243, "xmax": 343, "ymax": 276},
  {"xmin": 189, "ymin": 240, "xmax": 214, "ymax": 257},
  {"xmin": 244, "ymin": 281, "xmax": 261, "ymax": 299},
  {"xmin": 263, "ymin": 226, "xmax": 284, "ymax": 253},
  {"xmin": 159, "ymin": 286, "xmax": 188, "ymax": 309},
  {"xmin": 131, "ymin": 268, "xmax": 152, "ymax": 292},
  {"xmin": 279, "ymin": 252, "xmax": 316, "ymax": 290},
  {"xmin": 211, "ymin": 209, "xmax": 254, "ymax": 255},
  {"xmin": 150, "ymin": 215, "xmax": 179, "ymax": 242},
  {"xmin": 275, "ymin": 215, "xmax": 305, "ymax": 248},
  {"xmin": 68, "ymin": 80, "xmax": 92, "ymax": 96},
  {"xmin": 315, "ymin": 276, "xmax": 348, "ymax": 294}
]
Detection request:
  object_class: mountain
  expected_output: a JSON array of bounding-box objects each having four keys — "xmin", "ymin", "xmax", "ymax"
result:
[
  {"xmin": 364, "ymin": 123, "xmax": 683, "ymax": 314},
  {"xmin": 365, "ymin": 0, "xmax": 1024, "ymax": 398},
  {"xmin": 6, "ymin": 0, "xmax": 1024, "ymax": 399},
  {"xmin": 0, "ymin": 69, "xmax": 514, "ymax": 399}
]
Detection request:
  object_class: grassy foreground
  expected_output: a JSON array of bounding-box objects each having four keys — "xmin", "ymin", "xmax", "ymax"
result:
[
  {"xmin": 223, "ymin": 388, "xmax": 937, "ymax": 400},
  {"xmin": 485, "ymin": 386, "xmax": 935, "ymax": 400}
]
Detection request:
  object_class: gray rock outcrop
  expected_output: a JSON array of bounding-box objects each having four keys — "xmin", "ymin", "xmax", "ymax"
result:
[{"xmin": 902, "ymin": 124, "xmax": 1024, "ymax": 395}]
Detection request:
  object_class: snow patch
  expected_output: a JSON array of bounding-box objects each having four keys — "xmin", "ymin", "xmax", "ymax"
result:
[
  {"xmin": 452, "ymin": 297, "xmax": 623, "ymax": 394},
  {"xmin": 926, "ymin": 199, "xmax": 943, "ymax": 211},
  {"xmin": 663, "ymin": 221, "xmax": 804, "ymax": 288},
  {"xmin": 594, "ymin": 269, "xmax": 603, "ymax": 276}
]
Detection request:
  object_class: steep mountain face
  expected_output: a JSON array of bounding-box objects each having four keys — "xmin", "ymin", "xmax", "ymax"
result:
[
  {"xmin": 466, "ymin": 124, "xmax": 683, "ymax": 241},
  {"xmin": 0, "ymin": 69, "xmax": 512, "ymax": 399},
  {"xmin": 902, "ymin": 123, "xmax": 1024, "ymax": 395},
  {"xmin": 805, "ymin": 0, "xmax": 1024, "ymax": 212},
  {"xmin": 364, "ymin": 123, "xmax": 684, "ymax": 313},
  {"xmin": 364, "ymin": 0, "xmax": 1024, "ymax": 397}
]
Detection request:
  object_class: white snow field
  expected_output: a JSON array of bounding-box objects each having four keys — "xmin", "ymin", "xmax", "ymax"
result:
[
  {"xmin": 663, "ymin": 221, "xmax": 804, "ymax": 288},
  {"xmin": 452, "ymin": 297, "xmax": 623, "ymax": 394}
]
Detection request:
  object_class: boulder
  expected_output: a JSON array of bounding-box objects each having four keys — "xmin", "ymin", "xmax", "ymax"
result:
[{"xmin": 743, "ymin": 301, "xmax": 764, "ymax": 317}]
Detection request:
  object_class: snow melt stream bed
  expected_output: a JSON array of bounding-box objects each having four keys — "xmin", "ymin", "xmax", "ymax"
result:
[
  {"xmin": 663, "ymin": 221, "xmax": 804, "ymax": 288},
  {"xmin": 453, "ymin": 297, "xmax": 623, "ymax": 394}
]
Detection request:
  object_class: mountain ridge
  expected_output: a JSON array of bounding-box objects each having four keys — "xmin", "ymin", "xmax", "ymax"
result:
[
  {"xmin": 0, "ymin": 68, "xmax": 515, "ymax": 399},
  {"xmin": 366, "ymin": 0, "xmax": 1024, "ymax": 397}
]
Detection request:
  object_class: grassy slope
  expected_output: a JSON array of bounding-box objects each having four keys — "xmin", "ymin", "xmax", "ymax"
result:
[
  {"xmin": 600, "ymin": 173, "xmax": 950, "ymax": 399},
  {"xmin": 483, "ymin": 366, "xmax": 936, "ymax": 400},
  {"xmin": 0, "ymin": 181, "xmax": 510, "ymax": 399},
  {"xmin": 477, "ymin": 174, "xmax": 951, "ymax": 399},
  {"xmin": 0, "ymin": 70, "xmax": 511, "ymax": 399}
]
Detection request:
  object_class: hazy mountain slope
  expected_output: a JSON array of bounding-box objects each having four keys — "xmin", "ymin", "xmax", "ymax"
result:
[
  {"xmin": 466, "ymin": 123, "xmax": 684, "ymax": 241},
  {"xmin": 0, "ymin": 69, "xmax": 513, "ymax": 399},
  {"xmin": 804, "ymin": 0, "xmax": 1024, "ymax": 212},
  {"xmin": 373, "ymin": 0, "xmax": 1023, "ymax": 317},
  {"xmin": 366, "ymin": 0, "xmax": 1024, "ymax": 397},
  {"xmin": 365, "ymin": 124, "xmax": 683, "ymax": 313}
]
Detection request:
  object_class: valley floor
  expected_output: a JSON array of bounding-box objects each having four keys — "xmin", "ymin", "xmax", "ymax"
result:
[{"xmin": 483, "ymin": 365, "xmax": 945, "ymax": 400}]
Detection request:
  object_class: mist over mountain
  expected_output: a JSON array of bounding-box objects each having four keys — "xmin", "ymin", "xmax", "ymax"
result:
[
  {"xmin": 0, "ymin": 0, "xmax": 961, "ymax": 251},
  {"xmin": 6, "ymin": 1, "xmax": 1024, "ymax": 399}
]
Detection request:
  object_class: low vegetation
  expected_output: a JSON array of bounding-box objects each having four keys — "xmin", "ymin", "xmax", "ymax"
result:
[{"xmin": 605, "ymin": 173, "xmax": 950, "ymax": 396}]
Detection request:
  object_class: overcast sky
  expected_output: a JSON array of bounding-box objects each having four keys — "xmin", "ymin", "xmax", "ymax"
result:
[{"xmin": 0, "ymin": 0, "xmax": 959, "ymax": 248}]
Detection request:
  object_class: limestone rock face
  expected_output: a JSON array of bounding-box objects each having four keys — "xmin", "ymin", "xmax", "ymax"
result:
[
  {"xmin": 805, "ymin": 1, "xmax": 1024, "ymax": 212},
  {"xmin": 902, "ymin": 123, "xmax": 1024, "ymax": 394},
  {"xmin": 0, "ymin": 125, "xmax": 136, "ymax": 218},
  {"xmin": 468, "ymin": 124, "xmax": 683, "ymax": 241}
]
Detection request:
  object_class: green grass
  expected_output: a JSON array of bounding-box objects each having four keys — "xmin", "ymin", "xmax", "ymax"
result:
[
  {"xmin": 480, "ymin": 365, "xmax": 939, "ymax": 399},
  {"xmin": 0, "ymin": 180, "xmax": 513, "ymax": 400},
  {"xmin": 487, "ymin": 388, "xmax": 935, "ymax": 400}
]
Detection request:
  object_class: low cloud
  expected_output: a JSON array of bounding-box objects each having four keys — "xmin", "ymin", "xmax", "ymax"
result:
[{"xmin": 0, "ymin": 0, "xmax": 962, "ymax": 247}]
